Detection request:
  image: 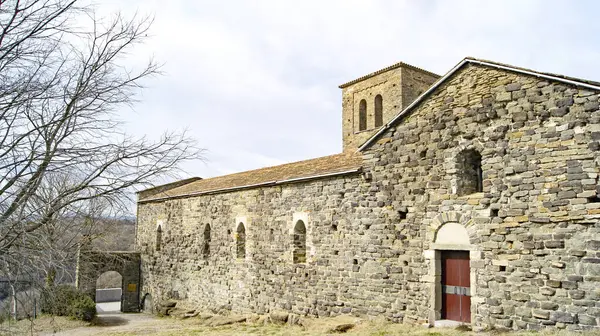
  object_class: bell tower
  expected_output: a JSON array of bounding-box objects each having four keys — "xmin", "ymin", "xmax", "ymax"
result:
[{"xmin": 339, "ymin": 62, "xmax": 440, "ymax": 151}]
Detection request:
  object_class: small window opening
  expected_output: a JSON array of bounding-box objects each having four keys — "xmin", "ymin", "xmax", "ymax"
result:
[
  {"xmin": 352, "ymin": 259, "xmax": 358, "ymax": 265},
  {"xmin": 374, "ymin": 94, "xmax": 383, "ymax": 127},
  {"xmin": 269, "ymin": 228, "xmax": 274, "ymax": 240},
  {"xmin": 588, "ymin": 195, "xmax": 600, "ymax": 203},
  {"xmin": 236, "ymin": 223, "xmax": 246, "ymax": 259},
  {"xmin": 156, "ymin": 225, "xmax": 162, "ymax": 252},
  {"xmin": 420, "ymin": 149, "xmax": 427, "ymax": 159},
  {"xmin": 457, "ymin": 149, "xmax": 483, "ymax": 195},
  {"xmin": 499, "ymin": 265, "xmax": 507, "ymax": 272},
  {"xmin": 293, "ymin": 220, "xmax": 307, "ymax": 264},
  {"xmin": 331, "ymin": 224, "xmax": 338, "ymax": 231},
  {"xmin": 398, "ymin": 210, "xmax": 407, "ymax": 220},
  {"xmin": 334, "ymin": 250, "xmax": 339, "ymax": 255},
  {"xmin": 490, "ymin": 209, "xmax": 499, "ymax": 217},
  {"xmin": 358, "ymin": 99, "xmax": 367, "ymax": 131},
  {"xmin": 202, "ymin": 224, "xmax": 211, "ymax": 258},
  {"xmin": 365, "ymin": 224, "xmax": 371, "ymax": 230}
]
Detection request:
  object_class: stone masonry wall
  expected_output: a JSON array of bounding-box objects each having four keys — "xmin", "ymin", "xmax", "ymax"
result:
[
  {"xmin": 137, "ymin": 174, "xmax": 427, "ymax": 322},
  {"xmin": 137, "ymin": 63, "xmax": 600, "ymax": 331},
  {"xmin": 401, "ymin": 66, "xmax": 440, "ymax": 110},
  {"xmin": 361, "ymin": 63, "xmax": 600, "ymax": 331}
]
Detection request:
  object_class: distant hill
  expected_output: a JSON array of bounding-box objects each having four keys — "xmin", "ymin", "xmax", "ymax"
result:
[{"xmin": 91, "ymin": 218, "xmax": 136, "ymax": 252}]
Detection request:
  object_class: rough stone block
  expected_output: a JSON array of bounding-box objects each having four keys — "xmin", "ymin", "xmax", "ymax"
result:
[
  {"xmin": 497, "ymin": 92, "xmax": 512, "ymax": 102},
  {"xmin": 546, "ymin": 280, "xmax": 561, "ymax": 288},
  {"xmin": 551, "ymin": 311, "xmax": 575, "ymax": 323},
  {"xmin": 578, "ymin": 314, "xmax": 597, "ymax": 326},
  {"xmin": 544, "ymin": 240, "xmax": 565, "ymax": 249},
  {"xmin": 505, "ymin": 83, "xmax": 522, "ymax": 92},
  {"xmin": 540, "ymin": 302, "xmax": 559, "ymax": 310},
  {"xmin": 550, "ymin": 107, "xmax": 569, "ymax": 117},
  {"xmin": 533, "ymin": 310, "xmax": 550, "ymax": 319},
  {"xmin": 561, "ymin": 281, "xmax": 577, "ymax": 289},
  {"xmin": 511, "ymin": 292, "xmax": 530, "ymax": 301}
]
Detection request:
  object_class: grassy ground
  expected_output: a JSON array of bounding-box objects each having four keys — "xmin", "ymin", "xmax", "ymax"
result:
[
  {"xmin": 2, "ymin": 314, "xmax": 600, "ymax": 336},
  {"xmin": 0, "ymin": 315, "xmax": 88, "ymax": 335},
  {"xmin": 97, "ymin": 318, "xmax": 600, "ymax": 336}
]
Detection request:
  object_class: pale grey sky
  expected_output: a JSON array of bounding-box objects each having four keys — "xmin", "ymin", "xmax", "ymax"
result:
[{"xmin": 96, "ymin": 0, "xmax": 600, "ymax": 182}]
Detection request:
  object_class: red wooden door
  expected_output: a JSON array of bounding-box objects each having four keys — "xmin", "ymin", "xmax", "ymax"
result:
[{"xmin": 441, "ymin": 251, "xmax": 470, "ymax": 323}]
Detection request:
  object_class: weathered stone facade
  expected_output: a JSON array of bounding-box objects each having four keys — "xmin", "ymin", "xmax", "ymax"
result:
[{"xmin": 137, "ymin": 58, "xmax": 600, "ymax": 331}]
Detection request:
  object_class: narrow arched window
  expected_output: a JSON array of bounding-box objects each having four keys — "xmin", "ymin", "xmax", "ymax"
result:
[
  {"xmin": 156, "ymin": 225, "xmax": 162, "ymax": 252},
  {"xmin": 202, "ymin": 224, "xmax": 211, "ymax": 258},
  {"xmin": 358, "ymin": 99, "xmax": 367, "ymax": 131},
  {"xmin": 293, "ymin": 220, "xmax": 307, "ymax": 264},
  {"xmin": 456, "ymin": 149, "xmax": 483, "ymax": 195},
  {"xmin": 236, "ymin": 223, "xmax": 246, "ymax": 259},
  {"xmin": 374, "ymin": 94, "xmax": 383, "ymax": 127}
]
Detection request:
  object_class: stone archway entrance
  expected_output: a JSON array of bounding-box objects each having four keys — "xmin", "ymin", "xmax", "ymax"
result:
[
  {"xmin": 76, "ymin": 251, "xmax": 141, "ymax": 313},
  {"xmin": 95, "ymin": 271, "xmax": 123, "ymax": 313},
  {"xmin": 424, "ymin": 213, "xmax": 480, "ymax": 326}
]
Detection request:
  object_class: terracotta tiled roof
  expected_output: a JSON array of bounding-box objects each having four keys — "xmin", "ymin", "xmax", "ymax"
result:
[
  {"xmin": 139, "ymin": 152, "xmax": 362, "ymax": 202},
  {"xmin": 137, "ymin": 177, "xmax": 202, "ymax": 199}
]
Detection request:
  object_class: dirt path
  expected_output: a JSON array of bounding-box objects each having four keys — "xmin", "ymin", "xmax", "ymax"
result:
[
  {"xmin": 27, "ymin": 313, "xmax": 600, "ymax": 336},
  {"xmin": 41, "ymin": 313, "xmax": 161, "ymax": 336}
]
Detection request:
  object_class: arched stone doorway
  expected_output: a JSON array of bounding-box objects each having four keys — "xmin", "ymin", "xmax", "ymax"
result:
[
  {"xmin": 95, "ymin": 271, "xmax": 123, "ymax": 313},
  {"xmin": 424, "ymin": 212, "xmax": 480, "ymax": 326},
  {"xmin": 76, "ymin": 251, "xmax": 141, "ymax": 313}
]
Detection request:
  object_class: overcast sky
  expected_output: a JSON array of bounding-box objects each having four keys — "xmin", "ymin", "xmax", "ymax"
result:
[{"xmin": 96, "ymin": 0, "xmax": 600, "ymax": 183}]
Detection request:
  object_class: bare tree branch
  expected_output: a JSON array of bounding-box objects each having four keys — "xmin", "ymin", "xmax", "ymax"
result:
[{"xmin": 0, "ymin": 0, "xmax": 203, "ymax": 310}]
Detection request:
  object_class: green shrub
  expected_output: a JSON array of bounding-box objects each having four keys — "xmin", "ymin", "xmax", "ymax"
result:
[
  {"xmin": 68, "ymin": 294, "xmax": 96, "ymax": 321},
  {"xmin": 41, "ymin": 285, "xmax": 96, "ymax": 321},
  {"xmin": 41, "ymin": 285, "xmax": 76, "ymax": 316}
]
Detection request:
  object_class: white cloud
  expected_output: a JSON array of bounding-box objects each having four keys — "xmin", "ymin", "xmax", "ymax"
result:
[{"xmin": 93, "ymin": 0, "xmax": 600, "ymax": 181}]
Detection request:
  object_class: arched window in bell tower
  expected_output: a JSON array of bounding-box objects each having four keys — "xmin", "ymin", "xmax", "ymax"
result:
[
  {"xmin": 374, "ymin": 94, "xmax": 383, "ymax": 127},
  {"xmin": 358, "ymin": 99, "xmax": 367, "ymax": 131}
]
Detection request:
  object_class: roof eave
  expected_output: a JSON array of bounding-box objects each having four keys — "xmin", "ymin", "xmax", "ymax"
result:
[
  {"xmin": 338, "ymin": 62, "xmax": 440, "ymax": 89},
  {"xmin": 135, "ymin": 177, "xmax": 202, "ymax": 194}
]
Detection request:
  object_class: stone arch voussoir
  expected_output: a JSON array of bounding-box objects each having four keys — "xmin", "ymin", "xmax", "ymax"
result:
[
  {"xmin": 430, "ymin": 211, "xmax": 479, "ymax": 245},
  {"xmin": 453, "ymin": 140, "xmax": 485, "ymax": 156}
]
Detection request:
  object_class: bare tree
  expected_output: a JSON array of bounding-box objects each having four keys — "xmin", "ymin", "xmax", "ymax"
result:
[
  {"xmin": 0, "ymin": 0, "xmax": 202, "ymax": 298},
  {"xmin": 22, "ymin": 175, "xmax": 124, "ymax": 287}
]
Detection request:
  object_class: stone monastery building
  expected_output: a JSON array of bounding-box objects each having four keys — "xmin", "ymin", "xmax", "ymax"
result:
[{"xmin": 136, "ymin": 57, "xmax": 600, "ymax": 331}]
